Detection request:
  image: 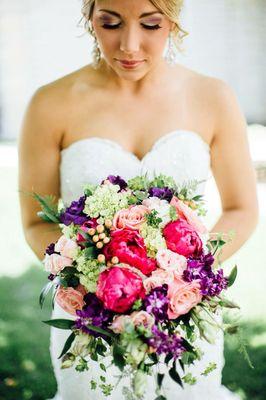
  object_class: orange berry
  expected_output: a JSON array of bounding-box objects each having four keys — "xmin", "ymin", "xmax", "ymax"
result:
[
  {"xmin": 92, "ymin": 234, "xmax": 99, "ymax": 242},
  {"xmin": 96, "ymin": 224, "xmax": 105, "ymax": 234},
  {"xmin": 88, "ymin": 228, "xmax": 96, "ymax": 236},
  {"xmin": 99, "ymin": 232, "xmax": 106, "ymax": 240},
  {"xmin": 111, "ymin": 256, "xmax": 119, "ymax": 264},
  {"xmin": 97, "ymin": 254, "xmax": 105, "ymax": 263},
  {"xmin": 103, "ymin": 237, "xmax": 110, "ymax": 244},
  {"xmin": 96, "ymin": 241, "xmax": 104, "ymax": 249}
]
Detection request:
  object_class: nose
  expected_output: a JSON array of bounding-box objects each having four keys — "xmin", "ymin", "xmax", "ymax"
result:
[{"xmin": 120, "ymin": 26, "xmax": 140, "ymax": 55}]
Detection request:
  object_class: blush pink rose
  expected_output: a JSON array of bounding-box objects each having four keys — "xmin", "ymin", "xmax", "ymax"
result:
[
  {"xmin": 143, "ymin": 268, "xmax": 177, "ymax": 293},
  {"xmin": 113, "ymin": 205, "xmax": 149, "ymax": 230},
  {"xmin": 170, "ymin": 196, "xmax": 207, "ymax": 234},
  {"xmin": 56, "ymin": 284, "xmax": 86, "ymax": 315},
  {"xmin": 55, "ymin": 235, "xmax": 79, "ymax": 259},
  {"xmin": 163, "ymin": 219, "xmax": 203, "ymax": 257},
  {"xmin": 96, "ymin": 266, "xmax": 146, "ymax": 313},
  {"xmin": 156, "ymin": 248, "xmax": 187, "ymax": 274},
  {"xmin": 44, "ymin": 253, "xmax": 72, "ymax": 275},
  {"xmin": 110, "ymin": 311, "xmax": 155, "ymax": 333},
  {"xmin": 167, "ymin": 277, "xmax": 202, "ymax": 319},
  {"xmin": 103, "ymin": 229, "xmax": 157, "ymax": 276}
]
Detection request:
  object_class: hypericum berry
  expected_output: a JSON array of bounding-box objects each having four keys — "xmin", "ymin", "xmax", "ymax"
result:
[
  {"xmin": 96, "ymin": 241, "xmax": 104, "ymax": 249},
  {"xmin": 88, "ymin": 228, "xmax": 96, "ymax": 236},
  {"xmin": 96, "ymin": 224, "xmax": 105, "ymax": 234},
  {"xmin": 92, "ymin": 234, "xmax": 99, "ymax": 242},
  {"xmin": 104, "ymin": 219, "xmax": 113, "ymax": 229},
  {"xmin": 103, "ymin": 237, "xmax": 110, "ymax": 244},
  {"xmin": 111, "ymin": 256, "xmax": 119, "ymax": 265},
  {"xmin": 97, "ymin": 254, "xmax": 105, "ymax": 263},
  {"xmin": 99, "ymin": 232, "xmax": 106, "ymax": 240}
]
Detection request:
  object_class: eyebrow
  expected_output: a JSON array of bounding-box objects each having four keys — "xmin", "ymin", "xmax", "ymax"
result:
[{"xmin": 98, "ymin": 9, "xmax": 163, "ymax": 18}]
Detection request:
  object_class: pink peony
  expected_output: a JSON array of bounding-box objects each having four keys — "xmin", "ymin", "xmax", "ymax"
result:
[
  {"xmin": 143, "ymin": 268, "xmax": 177, "ymax": 293},
  {"xmin": 96, "ymin": 266, "xmax": 146, "ymax": 313},
  {"xmin": 167, "ymin": 276, "xmax": 202, "ymax": 319},
  {"xmin": 170, "ymin": 196, "xmax": 207, "ymax": 234},
  {"xmin": 156, "ymin": 248, "xmax": 187, "ymax": 274},
  {"xmin": 44, "ymin": 253, "xmax": 72, "ymax": 275},
  {"xmin": 103, "ymin": 229, "xmax": 157, "ymax": 276},
  {"xmin": 163, "ymin": 219, "xmax": 203, "ymax": 257},
  {"xmin": 55, "ymin": 235, "xmax": 79, "ymax": 259},
  {"xmin": 55, "ymin": 284, "xmax": 86, "ymax": 315},
  {"xmin": 113, "ymin": 205, "xmax": 149, "ymax": 230}
]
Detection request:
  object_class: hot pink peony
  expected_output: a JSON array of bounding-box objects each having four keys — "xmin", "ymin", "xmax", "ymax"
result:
[
  {"xmin": 44, "ymin": 253, "xmax": 72, "ymax": 275},
  {"xmin": 113, "ymin": 205, "xmax": 149, "ymax": 230},
  {"xmin": 103, "ymin": 229, "xmax": 157, "ymax": 276},
  {"xmin": 170, "ymin": 196, "xmax": 207, "ymax": 234},
  {"xmin": 55, "ymin": 235, "xmax": 79, "ymax": 259},
  {"xmin": 163, "ymin": 219, "xmax": 203, "ymax": 257},
  {"xmin": 96, "ymin": 266, "xmax": 146, "ymax": 313},
  {"xmin": 167, "ymin": 277, "xmax": 202, "ymax": 319},
  {"xmin": 56, "ymin": 284, "xmax": 86, "ymax": 315}
]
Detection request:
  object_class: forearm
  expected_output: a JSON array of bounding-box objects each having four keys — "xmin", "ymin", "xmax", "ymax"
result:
[
  {"xmin": 25, "ymin": 222, "xmax": 62, "ymax": 262},
  {"xmin": 210, "ymin": 208, "xmax": 258, "ymax": 265}
]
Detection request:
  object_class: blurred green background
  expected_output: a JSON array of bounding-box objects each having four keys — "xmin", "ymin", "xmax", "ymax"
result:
[{"xmin": 0, "ymin": 131, "xmax": 265, "ymax": 400}]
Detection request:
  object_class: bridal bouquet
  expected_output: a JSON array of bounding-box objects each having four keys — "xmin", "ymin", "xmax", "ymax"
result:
[{"xmin": 36, "ymin": 174, "xmax": 239, "ymax": 399}]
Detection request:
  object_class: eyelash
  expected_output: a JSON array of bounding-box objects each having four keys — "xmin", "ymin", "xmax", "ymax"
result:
[{"xmin": 101, "ymin": 23, "xmax": 162, "ymax": 30}]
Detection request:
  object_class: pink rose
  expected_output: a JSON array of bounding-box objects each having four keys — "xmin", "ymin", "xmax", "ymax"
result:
[
  {"xmin": 44, "ymin": 253, "xmax": 72, "ymax": 275},
  {"xmin": 143, "ymin": 268, "xmax": 177, "ymax": 293},
  {"xmin": 56, "ymin": 284, "xmax": 86, "ymax": 315},
  {"xmin": 113, "ymin": 205, "xmax": 149, "ymax": 230},
  {"xmin": 55, "ymin": 235, "xmax": 79, "ymax": 259},
  {"xmin": 167, "ymin": 277, "xmax": 202, "ymax": 319},
  {"xmin": 163, "ymin": 219, "xmax": 203, "ymax": 257},
  {"xmin": 103, "ymin": 229, "xmax": 157, "ymax": 276},
  {"xmin": 110, "ymin": 311, "xmax": 155, "ymax": 333},
  {"xmin": 170, "ymin": 196, "xmax": 207, "ymax": 234},
  {"xmin": 96, "ymin": 266, "xmax": 146, "ymax": 313},
  {"xmin": 156, "ymin": 248, "xmax": 187, "ymax": 274}
]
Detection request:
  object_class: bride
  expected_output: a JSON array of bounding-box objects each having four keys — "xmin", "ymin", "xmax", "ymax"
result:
[{"xmin": 18, "ymin": 0, "xmax": 258, "ymax": 399}]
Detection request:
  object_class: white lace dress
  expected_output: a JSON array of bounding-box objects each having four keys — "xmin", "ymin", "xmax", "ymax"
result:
[{"xmin": 48, "ymin": 130, "xmax": 240, "ymax": 400}]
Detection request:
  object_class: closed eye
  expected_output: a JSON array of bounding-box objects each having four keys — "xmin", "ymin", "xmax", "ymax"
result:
[{"xmin": 101, "ymin": 23, "xmax": 162, "ymax": 30}]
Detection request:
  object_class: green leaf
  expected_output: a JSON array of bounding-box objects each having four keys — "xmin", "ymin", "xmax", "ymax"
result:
[
  {"xmin": 43, "ymin": 319, "xmax": 75, "ymax": 329},
  {"xmin": 154, "ymin": 396, "xmax": 167, "ymax": 400},
  {"xmin": 164, "ymin": 353, "xmax": 173, "ymax": 365},
  {"xmin": 84, "ymin": 247, "xmax": 98, "ymax": 260},
  {"xmin": 58, "ymin": 332, "xmax": 76, "ymax": 359},
  {"xmin": 90, "ymin": 352, "xmax": 98, "ymax": 362},
  {"xmin": 157, "ymin": 373, "xmax": 164, "ymax": 389},
  {"xmin": 112, "ymin": 342, "xmax": 126, "ymax": 371},
  {"xmin": 227, "ymin": 265, "xmax": 238, "ymax": 287},
  {"xmin": 33, "ymin": 192, "xmax": 60, "ymax": 223},
  {"xmin": 100, "ymin": 363, "xmax": 106, "ymax": 372},
  {"xmin": 179, "ymin": 359, "xmax": 185, "ymax": 372},
  {"xmin": 169, "ymin": 360, "xmax": 183, "ymax": 388},
  {"xmin": 181, "ymin": 338, "xmax": 194, "ymax": 352},
  {"xmin": 39, "ymin": 280, "xmax": 54, "ymax": 308},
  {"xmin": 87, "ymin": 324, "xmax": 115, "ymax": 339},
  {"xmin": 148, "ymin": 353, "xmax": 159, "ymax": 364}
]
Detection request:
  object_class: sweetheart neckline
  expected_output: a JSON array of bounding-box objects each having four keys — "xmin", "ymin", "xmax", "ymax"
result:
[{"xmin": 60, "ymin": 129, "xmax": 210, "ymax": 163}]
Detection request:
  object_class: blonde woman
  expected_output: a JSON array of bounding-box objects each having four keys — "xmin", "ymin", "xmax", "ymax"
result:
[{"xmin": 19, "ymin": 0, "xmax": 258, "ymax": 399}]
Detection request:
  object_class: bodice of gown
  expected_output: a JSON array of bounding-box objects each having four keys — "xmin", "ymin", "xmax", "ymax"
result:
[{"xmin": 60, "ymin": 130, "xmax": 211, "ymax": 205}]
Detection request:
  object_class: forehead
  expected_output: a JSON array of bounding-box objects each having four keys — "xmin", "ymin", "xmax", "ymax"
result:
[{"xmin": 94, "ymin": 0, "xmax": 162, "ymax": 17}]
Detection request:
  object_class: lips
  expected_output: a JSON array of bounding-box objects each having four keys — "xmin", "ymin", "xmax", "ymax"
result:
[{"xmin": 117, "ymin": 59, "xmax": 144, "ymax": 65}]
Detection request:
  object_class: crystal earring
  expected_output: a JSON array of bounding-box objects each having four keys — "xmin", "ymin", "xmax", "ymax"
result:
[
  {"xmin": 165, "ymin": 31, "xmax": 176, "ymax": 66},
  {"xmin": 88, "ymin": 22, "xmax": 101, "ymax": 69}
]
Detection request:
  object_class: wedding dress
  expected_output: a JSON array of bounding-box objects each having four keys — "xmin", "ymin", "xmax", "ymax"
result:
[{"xmin": 49, "ymin": 130, "xmax": 240, "ymax": 400}]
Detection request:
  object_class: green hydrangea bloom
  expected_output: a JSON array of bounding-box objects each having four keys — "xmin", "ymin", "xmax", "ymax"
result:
[
  {"xmin": 149, "ymin": 173, "xmax": 177, "ymax": 189},
  {"xmin": 75, "ymin": 251, "xmax": 104, "ymax": 293},
  {"xmin": 61, "ymin": 223, "xmax": 78, "ymax": 240},
  {"xmin": 140, "ymin": 223, "xmax": 166, "ymax": 258},
  {"xmin": 84, "ymin": 184, "xmax": 130, "ymax": 223}
]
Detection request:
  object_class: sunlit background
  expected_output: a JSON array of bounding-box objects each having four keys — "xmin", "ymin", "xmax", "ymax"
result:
[{"xmin": 0, "ymin": 1, "xmax": 265, "ymax": 399}]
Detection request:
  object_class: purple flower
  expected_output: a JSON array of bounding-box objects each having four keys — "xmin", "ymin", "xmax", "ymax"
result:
[
  {"xmin": 148, "ymin": 187, "xmax": 174, "ymax": 202},
  {"xmin": 143, "ymin": 284, "xmax": 169, "ymax": 322},
  {"xmin": 48, "ymin": 273, "xmax": 55, "ymax": 281},
  {"xmin": 102, "ymin": 175, "xmax": 127, "ymax": 191},
  {"xmin": 74, "ymin": 293, "xmax": 114, "ymax": 338},
  {"xmin": 183, "ymin": 253, "xmax": 228, "ymax": 297},
  {"xmin": 147, "ymin": 325, "xmax": 185, "ymax": 360},
  {"xmin": 60, "ymin": 195, "xmax": 88, "ymax": 226},
  {"xmin": 45, "ymin": 242, "xmax": 56, "ymax": 255}
]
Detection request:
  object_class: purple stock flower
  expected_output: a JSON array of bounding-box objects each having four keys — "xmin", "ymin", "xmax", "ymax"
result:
[
  {"xmin": 147, "ymin": 325, "xmax": 185, "ymax": 360},
  {"xmin": 183, "ymin": 253, "xmax": 228, "ymax": 297},
  {"xmin": 45, "ymin": 242, "xmax": 56, "ymax": 255},
  {"xmin": 148, "ymin": 187, "xmax": 174, "ymax": 202},
  {"xmin": 102, "ymin": 175, "xmax": 127, "ymax": 191},
  {"xmin": 74, "ymin": 293, "xmax": 114, "ymax": 338},
  {"xmin": 60, "ymin": 195, "xmax": 88, "ymax": 226},
  {"xmin": 143, "ymin": 284, "xmax": 169, "ymax": 322}
]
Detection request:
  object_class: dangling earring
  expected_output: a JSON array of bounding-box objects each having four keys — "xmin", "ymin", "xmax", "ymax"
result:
[
  {"xmin": 88, "ymin": 21, "xmax": 101, "ymax": 69},
  {"xmin": 165, "ymin": 31, "xmax": 176, "ymax": 66}
]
